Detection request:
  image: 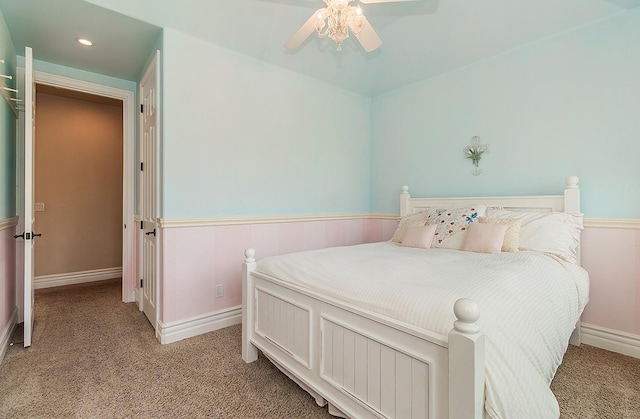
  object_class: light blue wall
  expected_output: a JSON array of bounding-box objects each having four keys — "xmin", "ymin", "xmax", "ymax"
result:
[
  {"xmin": 161, "ymin": 28, "xmax": 371, "ymax": 217},
  {"xmin": 15, "ymin": 56, "xmax": 137, "ymax": 92},
  {"xmin": 371, "ymin": 10, "xmax": 640, "ymax": 218},
  {"xmin": 0, "ymin": 8, "xmax": 15, "ymax": 219}
]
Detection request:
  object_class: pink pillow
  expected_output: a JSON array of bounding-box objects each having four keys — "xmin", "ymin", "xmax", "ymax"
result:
[
  {"xmin": 478, "ymin": 217, "xmax": 522, "ymax": 252},
  {"xmin": 461, "ymin": 223, "xmax": 509, "ymax": 254},
  {"xmin": 401, "ymin": 225, "xmax": 437, "ymax": 249}
]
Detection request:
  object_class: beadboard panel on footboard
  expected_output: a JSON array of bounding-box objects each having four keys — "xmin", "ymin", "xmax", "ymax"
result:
[
  {"xmin": 320, "ymin": 317, "xmax": 432, "ymax": 418},
  {"xmin": 255, "ymin": 287, "xmax": 311, "ymax": 368},
  {"xmin": 249, "ymin": 271, "xmax": 449, "ymax": 419}
]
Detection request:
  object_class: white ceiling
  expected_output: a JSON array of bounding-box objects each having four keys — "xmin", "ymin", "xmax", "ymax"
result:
[{"xmin": 1, "ymin": 0, "xmax": 638, "ymax": 96}]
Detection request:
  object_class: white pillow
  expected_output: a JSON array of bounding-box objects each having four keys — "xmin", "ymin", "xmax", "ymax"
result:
[
  {"xmin": 462, "ymin": 222, "xmax": 509, "ymax": 254},
  {"xmin": 485, "ymin": 209, "xmax": 583, "ymax": 263},
  {"xmin": 391, "ymin": 210, "xmax": 437, "ymax": 243},
  {"xmin": 430, "ymin": 205, "xmax": 487, "ymax": 250},
  {"xmin": 401, "ymin": 225, "xmax": 437, "ymax": 249}
]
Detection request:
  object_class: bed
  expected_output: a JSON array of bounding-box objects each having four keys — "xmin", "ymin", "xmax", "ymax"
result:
[{"xmin": 241, "ymin": 176, "xmax": 588, "ymax": 419}]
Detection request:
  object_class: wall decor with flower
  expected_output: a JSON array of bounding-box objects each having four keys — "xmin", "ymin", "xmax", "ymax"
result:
[{"xmin": 464, "ymin": 136, "xmax": 490, "ymax": 176}]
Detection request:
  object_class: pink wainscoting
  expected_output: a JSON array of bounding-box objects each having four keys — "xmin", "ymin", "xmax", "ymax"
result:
[
  {"xmin": 1, "ymin": 227, "xmax": 16, "ymax": 335},
  {"xmin": 580, "ymin": 227, "xmax": 640, "ymax": 336},
  {"xmin": 161, "ymin": 218, "xmax": 397, "ymax": 324},
  {"xmin": 159, "ymin": 220, "xmax": 639, "ymax": 339}
]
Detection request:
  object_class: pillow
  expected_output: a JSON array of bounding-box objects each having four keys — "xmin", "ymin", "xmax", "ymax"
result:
[
  {"xmin": 401, "ymin": 225, "xmax": 437, "ymax": 249},
  {"xmin": 430, "ymin": 205, "xmax": 487, "ymax": 250},
  {"xmin": 461, "ymin": 222, "xmax": 509, "ymax": 254},
  {"xmin": 391, "ymin": 210, "xmax": 437, "ymax": 243},
  {"xmin": 485, "ymin": 209, "xmax": 583, "ymax": 263},
  {"xmin": 478, "ymin": 217, "xmax": 522, "ymax": 252}
]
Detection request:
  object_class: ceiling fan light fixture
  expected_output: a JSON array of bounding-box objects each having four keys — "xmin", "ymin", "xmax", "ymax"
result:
[
  {"xmin": 315, "ymin": 0, "xmax": 365, "ymax": 51},
  {"xmin": 351, "ymin": 6, "xmax": 365, "ymax": 34},
  {"xmin": 285, "ymin": 0, "xmax": 389, "ymax": 53},
  {"xmin": 76, "ymin": 37, "xmax": 94, "ymax": 47}
]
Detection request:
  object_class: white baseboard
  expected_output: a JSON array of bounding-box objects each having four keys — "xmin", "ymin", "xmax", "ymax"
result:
[
  {"xmin": 581, "ymin": 323, "xmax": 640, "ymax": 359},
  {"xmin": 34, "ymin": 267, "xmax": 122, "ymax": 289},
  {"xmin": 0, "ymin": 307, "xmax": 18, "ymax": 364},
  {"xmin": 125, "ymin": 290, "xmax": 136, "ymax": 304},
  {"xmin": 157, "ymin": 306, "xmax": 242, "ymax": 344},
  {"xmin": 134, "ymin": 288, "xmax": 140, "ymax": 306}
]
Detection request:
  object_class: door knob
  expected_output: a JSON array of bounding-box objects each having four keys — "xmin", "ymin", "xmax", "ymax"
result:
[
  {"xmin": 13, "ymin": 232, "xmax": 40, "ymax": 240},
  {"xmin": 145, "ymin": 229, "xmax": 156, "ymax": 236}
]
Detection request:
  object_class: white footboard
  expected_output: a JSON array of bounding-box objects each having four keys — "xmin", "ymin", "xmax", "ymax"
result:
[{"xmin": 242, "ymin": 249, "xmax": 486, "ymax": 419}]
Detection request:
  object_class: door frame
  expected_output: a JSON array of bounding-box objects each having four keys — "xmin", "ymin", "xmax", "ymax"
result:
[{"xmin": 24, "ymin": 70, "xmax": 137, "ymax": 303}]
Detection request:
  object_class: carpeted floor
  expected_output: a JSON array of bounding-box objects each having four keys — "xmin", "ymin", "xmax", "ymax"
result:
[{"xmin": 0, "ymin": 279, "xmax": 638, "ymax": 418}]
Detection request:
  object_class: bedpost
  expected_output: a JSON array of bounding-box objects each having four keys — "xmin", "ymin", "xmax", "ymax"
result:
[
  {"xmin": 242, "ymin": 248, "xmax": 259, "ymax": 363},
  {"xmin": 565, "ymin": 175, "xmax": 583, "ymax": 346},
  {"xmin": 564, "ymin": 175, "xmax": 580, "ymax": 213},
  {"xmin": 449, "ymin": 298, "xmax": 485, "ymax": 419},
  {"xmin": 400, "ymin": 185, "xmax": 410, "ymax": 217}
]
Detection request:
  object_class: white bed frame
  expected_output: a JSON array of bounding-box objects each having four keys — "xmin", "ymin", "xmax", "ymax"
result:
[{"xmin": 242, "ymin": 176, "xmax": 581, "ymax": 419}]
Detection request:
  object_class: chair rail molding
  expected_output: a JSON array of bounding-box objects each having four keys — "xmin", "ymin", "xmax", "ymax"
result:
[
  {"xmin": 0, "ymin": 216, "xmax": 19, "ymax": 230},
  {"xmin": 159, "ymin": 213, "xmax": 397, "ymax": 228},
  {"xmin": 583, "ymin": 218, "xmax": 640, "ymax": 229},
  {"xmin": 157, "ymin": 214, "xmax": 637, "ymax": 229}
]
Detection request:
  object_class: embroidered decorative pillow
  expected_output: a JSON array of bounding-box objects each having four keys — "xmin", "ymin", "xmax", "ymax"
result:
[
  {"xmin": 485, "ymin": 209, "xmax": 583, "ymax": 263},
  {"xmin": 391, "ymin": 210, "xmax": 437, "ymax": 243},
  {"xmin": 401, "ymin": 225, "xmax": 437, "ymax": 249},
  {"xmin": 461, "ymin": 222, "xmax": 509, "ymax": 254},
  {"xmin": 478, "ymin": 217, "xmax": 522, "ymax": 252},
  {"xmin": 429, "ymin": 205, "xmax": 487, "ymax": 250}
]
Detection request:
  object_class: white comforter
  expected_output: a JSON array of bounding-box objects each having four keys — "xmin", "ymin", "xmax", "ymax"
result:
[{"xmin": 255, "ymin": 242, "xmax": 590, "ymax": 419}]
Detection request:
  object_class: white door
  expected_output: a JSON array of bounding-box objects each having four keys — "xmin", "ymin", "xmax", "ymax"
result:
[
  {"xmin": 20, "ymin": 46, "xmax": 36, "ymax": 347},
  {"xmin": 139, "ymin": 51, "xmax": 159, "ymax": 329}
]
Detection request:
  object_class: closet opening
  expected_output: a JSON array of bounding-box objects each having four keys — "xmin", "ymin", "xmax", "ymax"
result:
[{"xmin": 33, "ymin": 83, "xmax": 124, "ymax": 296}]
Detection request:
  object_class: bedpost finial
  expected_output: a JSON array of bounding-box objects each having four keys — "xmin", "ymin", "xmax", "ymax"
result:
[
  {"xmin": 453, "ymin": 298, "xmax": 480, "ymax": 334},
  {"xmin": 566, "ymin": 176, "xmax": 579, "ymax": 189},
  {"xmin": 245, "ymin": 248, "xmax": 256, "ymax": 263},
  {"xmin": 402, "ymin": 185, "xmax": 409, "ymax": 194}
]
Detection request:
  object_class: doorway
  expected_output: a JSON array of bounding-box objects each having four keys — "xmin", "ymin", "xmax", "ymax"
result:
[
  {"xmin": 15, "ymin": 69, "xmax": 136, "ymax": 328},
  {"xmin": 33, "ymin": 84, "xmax": 123, "ymax": 290}
]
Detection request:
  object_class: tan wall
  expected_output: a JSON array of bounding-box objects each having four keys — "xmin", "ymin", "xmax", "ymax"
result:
[{"xmin": 34, "ymin": 91, "xmax": 123, "ymax": 276}]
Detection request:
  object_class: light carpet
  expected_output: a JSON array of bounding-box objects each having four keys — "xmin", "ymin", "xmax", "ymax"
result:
[{"xmin": 0, "ymin": 279, "xmax": 638, "ymax": 418}]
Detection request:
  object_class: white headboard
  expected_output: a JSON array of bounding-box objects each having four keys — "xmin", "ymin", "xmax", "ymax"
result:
[{"xmin": 400, "ymin": 176, "xmax": 580, "ymax": 217}]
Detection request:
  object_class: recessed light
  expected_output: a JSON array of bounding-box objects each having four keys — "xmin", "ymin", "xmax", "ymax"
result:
[{"xmin": 76, "ymin": 37, "xmax": 94, "ymax": 47}]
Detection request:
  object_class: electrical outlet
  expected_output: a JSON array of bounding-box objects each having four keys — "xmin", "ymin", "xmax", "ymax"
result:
[{"xmin": 216, "ymin": 284, "xmax": 224, "ymax": 298}]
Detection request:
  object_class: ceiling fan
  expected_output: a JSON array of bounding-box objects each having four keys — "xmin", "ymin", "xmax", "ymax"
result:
[{"xmin": 285, "ymin": 0, "xmax": 420, "ymax": 53}]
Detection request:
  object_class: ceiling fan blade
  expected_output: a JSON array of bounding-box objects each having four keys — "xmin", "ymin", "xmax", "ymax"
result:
[
  {"xmin": 351, "ymin": 16, "xmax": 382, "ymax": 52},
  {"xmin": 284, "ymin": 9, "xmax": 324, "ymax": 50},
  {"xmin": 359, "ymin": 0, "xmax": 421, "ymax": 3}
]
